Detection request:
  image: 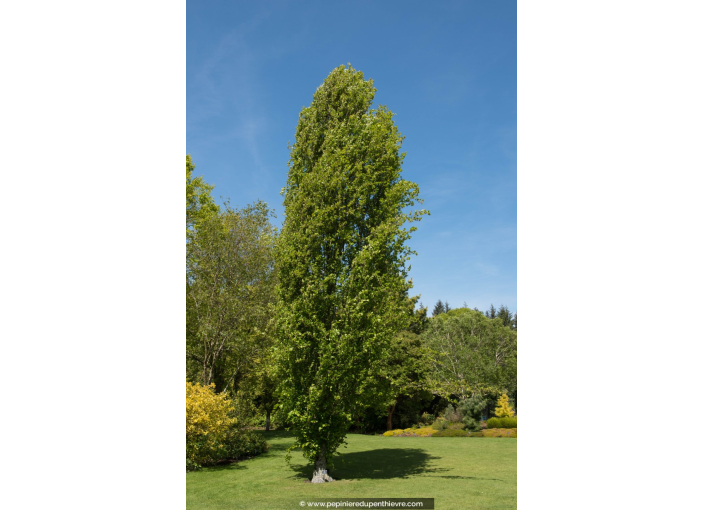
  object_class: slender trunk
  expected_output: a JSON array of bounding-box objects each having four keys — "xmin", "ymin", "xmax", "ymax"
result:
[
  {"xmin": 386, "ymin": 400, "xmax": 397, "ymax": 431},
  {"xmin": 311, "ymin": 445, "xmax": 334, "ymax": 483},
  {"xmin": 265, "ymin": 410, "xmax": 271, "ymax": 431}
]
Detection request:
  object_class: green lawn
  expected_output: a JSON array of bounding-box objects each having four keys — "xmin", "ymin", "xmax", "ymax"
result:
[{"xmin": 187, "ymin": 431, "xmax": 516, "ymax": 510}]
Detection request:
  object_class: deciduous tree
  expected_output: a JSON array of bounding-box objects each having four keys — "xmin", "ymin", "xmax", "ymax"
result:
[
  {"xmin": 275, "ymin": 65, "xmax": 426, "ymax": 482},
  {"xmin": 186, "ymin": 201, "xmax": 277, "ymax": 394},
  {"xmin": 382, "ymin": 330, "xmax": 433, "ymax": 430},
  {"xmin": 423, "ymin": 308, "xmax": 517, "ymax": 400},
  {"xmin": 186, "ymin": 155, "xmax": 219, "ymax": 239}
]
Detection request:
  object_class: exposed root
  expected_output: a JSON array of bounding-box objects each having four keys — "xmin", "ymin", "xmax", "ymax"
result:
[{"xmin": 311, "ymin": 468, "xmax": 334, "ymax": 483}]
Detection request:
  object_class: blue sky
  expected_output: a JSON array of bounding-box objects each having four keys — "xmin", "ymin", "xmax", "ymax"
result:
[{"xmin": 187, "ymin": 0, "xmax": 516, "ymax": 313}]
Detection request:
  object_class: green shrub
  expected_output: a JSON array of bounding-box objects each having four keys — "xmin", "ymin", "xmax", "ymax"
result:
[
  {"xmin": 458, "ymin": 395, "xmax": 486, "ymax": 432},
  {"xmin": 431, "ymin": 428, "xmax": 469, "ymax": 437},
  {"xmin": 420, "ymin": 412, "xmax": 434, "ymax": 425},
  {"xmin": 188, "ymin": 428, "xmax": 269, "ymax": 471},
  {"xmin": 487, "ymin": 417, "xmax": 517, "ymax": 429},
  {"xmin": 443, "ymin": 404, "xmax": 462, "ymax": 423},
  {"xmin": 219, "ymin": 429, "xmax": 269, "ymax": 461},
  {"xmin": 431, "ymin": 417, "xmax": 449, "ymax": 430}
]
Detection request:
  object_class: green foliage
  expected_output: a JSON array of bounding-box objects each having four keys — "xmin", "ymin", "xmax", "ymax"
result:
[
  {"xmin": 381, "ymin": 331, "xmax": 433, "ymax": 429},
  {"xmin": 186, "ymin": 201, "xmax": 277, "ymax": 393},
  {"xmin": 443, "ymin": 404, "xmax": 461, "ymax": 423},
  {"xmin": 431, "ymin": 417, "xmax": 449, "ymax": 431},
  {"xmin": 404, "ymin": 296, "xmax": 430, "ymax": 334},
  {"xmin": 485, "ymin": 304, "xmax": 497, "ymax": 319},
  {"xmin": 485, "ymin": 304, "xmax": 516, "ymax": 330},
  {"xmin": 391, "ymin": 391, "xmax": 434, "ymax": 430},
  {"xmin": 422, "ymin": 308, "xmax": 517, "ymax": 399},
  {"xmin": 420, "ymin": 412, "xmax": 434, "ymax": 426},
  {"xmin": 432, "ymin": 299, "xmax": 451, "ymax": 317},
  {"xmin": 431, "ymin": 429, "xmax": 469, "ymax": 437},
  {"xmin": 487, "ymin": 417, "xmax": 517, "ymax": 429},
  {"xmin": 186, "ymin": 155, "xmax": 219, "ymax": 239},
  {"xmin": 494, "ymin": 392, "xmax": 515, "ymax": 418},
  {"xmin": 187, "ymin": 429, "xmax": 270, "ymax": 472},
  {"xmin": 250, "ymin": 354, "xmax": 279, "ymax": 431},
  {"xmin": 218, "ymin": 429, "xmax": 269, "ymax": 461},
  {"xmin": 275, "ymin": 64, "xmax": 426, "ymax": 470},
  {"xmin": 458, "ymin": 395, "xmax": 487, "ymax": 432}
]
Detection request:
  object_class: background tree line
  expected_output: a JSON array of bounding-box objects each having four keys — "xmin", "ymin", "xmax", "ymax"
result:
[{"xmin": 186, "ymin": 154, "xmax": 517, "ymax": 434}]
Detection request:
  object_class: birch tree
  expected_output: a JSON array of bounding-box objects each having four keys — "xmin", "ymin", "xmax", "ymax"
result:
[
  {"xmin": 423, "ymin": 308, "xmax": 517, "ymax": 399},
  {"xmin": 186, "ymin": 201, "xmax": 277, "ymax": 394}
]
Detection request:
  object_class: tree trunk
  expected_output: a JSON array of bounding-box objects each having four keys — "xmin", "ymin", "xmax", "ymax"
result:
[
  {"xmin": 265, "ymin": 409, "xmax": 271, "ymax": 432},
  {"xmin": 311, "ymin": 446, "xmax": 334, "ymax": 483},
  {"xmin": 386, "ymin": 400, "xmax": 397, "ymax": 431}
]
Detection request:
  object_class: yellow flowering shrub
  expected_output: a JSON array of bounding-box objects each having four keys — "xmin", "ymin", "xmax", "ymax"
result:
[
  {"xmin": 186, "ymin": 382, "xmax": 236, "ymax": 468},
  {"xmin": 470, "ymin": 428, "xmax": 517, "ymax": 438},
  {"xmin": 382, "ymin": 427, "xmax": 435, "ymax": 437},
  {"xmin": 413, "ymin": 426, "xmax": 435, "ymax": 436}
]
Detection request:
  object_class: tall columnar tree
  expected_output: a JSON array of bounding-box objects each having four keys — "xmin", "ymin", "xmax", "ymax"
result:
[{"xmin": 275, "ymin": 65, "xmax": 426, "ymax": 483}]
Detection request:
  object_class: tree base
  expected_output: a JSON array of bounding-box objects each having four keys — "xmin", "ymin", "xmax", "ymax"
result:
[{"xmin": 311, "ymin": 468, "xmax": 334, "ymax": 483}]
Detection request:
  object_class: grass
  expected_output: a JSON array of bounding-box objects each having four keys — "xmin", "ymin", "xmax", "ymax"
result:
[{"xmin": 187, "ymin": 430, "xmax": 516, "ymax": 510}]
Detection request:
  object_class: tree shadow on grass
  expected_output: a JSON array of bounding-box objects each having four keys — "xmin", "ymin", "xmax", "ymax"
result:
[
  {"xmin": 424, "ymin": 475, "xmax": 505, "ymax": 481},
  {"xmin": 259, "ymin": 430, "xmax": 294, "ymax": 440},
  {"xmin": 198, "ymin": 460, "xmax": 248, "ymax": 472},
  {"xmin": 291, "ymin": 448, "xmax": 439, "ymax": 481}
]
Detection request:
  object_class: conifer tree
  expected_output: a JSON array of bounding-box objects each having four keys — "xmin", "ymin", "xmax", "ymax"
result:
[{"xmin": 494, "ymin": 392, "xmax": 516, "ymax": 418}]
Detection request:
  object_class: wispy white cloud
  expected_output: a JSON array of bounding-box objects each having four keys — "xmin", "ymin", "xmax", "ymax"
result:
[{"xmin": 188, "ymin": 10, "xmax": 311, "ymax": 184}]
